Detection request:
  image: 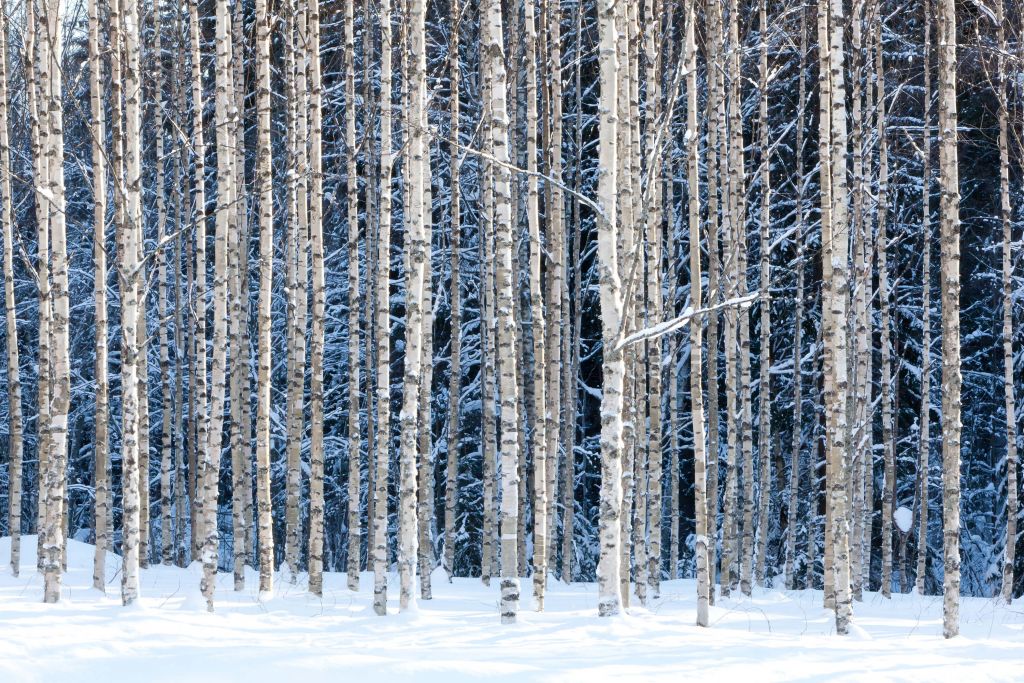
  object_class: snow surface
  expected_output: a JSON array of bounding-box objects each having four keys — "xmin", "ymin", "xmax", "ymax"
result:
[{"xmin": 0, "ymin": 537, "xmax": 1021, "ymax": 682}]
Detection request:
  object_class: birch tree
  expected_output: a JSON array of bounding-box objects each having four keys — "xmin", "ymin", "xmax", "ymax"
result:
[{"xmin": 937, "ymin": 0, "xmax": 961, "ymax": 639}]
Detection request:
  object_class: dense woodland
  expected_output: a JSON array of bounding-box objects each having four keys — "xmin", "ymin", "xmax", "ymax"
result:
[{"xmin": 0, "ymin": 0, "xmax": 1021, "ymax": 638}]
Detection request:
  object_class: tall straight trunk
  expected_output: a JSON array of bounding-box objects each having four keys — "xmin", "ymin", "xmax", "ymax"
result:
[
  {"xmin": 541, "ymin": 0, "xmax": 564, "ymax": 583},
  {"xmin": 398, "ymin": 0, "xmax": 429, "ymax": 614},
  {"xmin": 643, "ymin": 0, "xmax": 664, "ymax": 600},
  {"xmin": 37, "ymin": 0, "xmax": 68, "ymax": 605},
  {"xmin": 816, "ymin": 0, "xmax": 835, "ymax": 611},
  {"xmin": 754, "ymin": 0, "xmax": 772, "ymax": 588},
  {"xmin": 253, "ymin": 0, "xmax": 275, "ymax": 597},
  {"xmin": 119, "ymin": 0, "xmax": 144, "ymax": 606},
  {"xmin": 595, "ymin": 0, "xmax": 624, "ymax": 618},
  {"xmin": 85, "ymin": 0, "xmax": 105, "ymax": 588},
  {"xmin": 719, "ymin": 0, "xmax": 740, "ymax": 598},
  {"xmin": 226, "ymin": 0, "xmax": 245, "ymax": 589},
  {"xmin": 307, "ymin": 0, "xmax": 326, "ymax": 598},
  {"xmin": 876, "ymin": 6, "xmax": 895, "ymax": 599},
  {"xmin": 481, "ymin": 0, "xmax": 520, "ymax": 624},
  {"xmin": 937, "ymin": 0, "xmax": 961, "ymax": 639},
  {"xmin": 154, "ymin": 9, "xmax": 175, "ymax": 568},
  {"xmin": 785, "ymin": 1, "xmax": 808, "ymax": 591},
  {"xmin": 562, "ymin": 0, "xmax": 585, "ymax": 585},
  {"xmin": 686, "ymin": 0, "xmax": 709, "ymax": 627},
  {"xmin": 915, "ymin": 0, "xmax": 933, "ymax": 598},
  {"xmin": 848, "ymin": 0, "xmax": 870, "ymax": 601},
  {"xmin": 826, "ymin": 0, "xmax": 854, "ymax": 633},
  {"xmin": 343, "ymin": 0, "xmax": 362, "ymax": 593},
  {"xmin": 705, "ymin": 0, "xmax": 724, "ymax": 600},
  {"xmin": 187, "ymin": 0, "xmax": 209, "ymax": 565},
  {"xmin": 733, "ymin": 0, "xmax": 754, "ymax": 598},
  {"xmin": 372, "ymin": 0, "xmax": 393, "ymax": 617},
  {"xmin": 998, "ymin": 0, "xmax": 1018, "ymax": 605},
  {"xmin": 442, "ymin": 3, "xmax": 462, "ymax": 581},
  {"xmin": 417, "ymin": 157, "xmax": 435, "ymax": 601},
  {"xmin": 230, "ymin": 1, "xmax": 253, "ymax": 568},
  {"xmin": 523, "ymin": 0, "xmax": 549, "ymax": 612},
  {"xmin": 284, "ymin": 0, "xmax": 310, "ymax": 581},
  {"xmin": 0, "ymin": 0, "xmax": 19, "ymax": 581},
  {"xmin": 201, "ymin": 0, "xmax": 236, "ymax": 611},
  {"xmin": 27, "ymin": 0, "xmax": 50, "ymax": 575},
  {"xmin": 480, "ymin": 50, "xmax": 498, "ymax": 588}
]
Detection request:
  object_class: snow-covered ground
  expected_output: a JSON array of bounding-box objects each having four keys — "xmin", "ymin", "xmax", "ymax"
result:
[{"xmin": 0, "ymin": 537, "xmax": 1020, "ymax": 682}]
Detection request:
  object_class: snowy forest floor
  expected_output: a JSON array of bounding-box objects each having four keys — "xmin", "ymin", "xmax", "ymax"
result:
[{"xmin": 0, "ymin": 537, "xmax": 1021, "ymax": 682}]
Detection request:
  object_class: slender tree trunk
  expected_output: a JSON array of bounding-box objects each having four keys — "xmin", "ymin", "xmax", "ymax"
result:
[
  {"xmin": 877, "ymin": 7, "xmax": 895, "ymax": 599},
  {"xmin": 686, "ymin": 0, "xmax": 709, "ymax": 626},
  {"xmin": 200, "ymin": 0, "xmax": 236, "ymax": 611},
  {"xmin": 997, "ymin": 0, "xmax": 1017, "ymax": 606},
  {"xmin": 705, "ymin": 0, "xmax": 724, "ymax": 600},
  {"xmin": 372, "ymin": 0, "xmax": 394, "ymax": 617},
  {"xmin": 916, "ymin": 0, "xmax": 933, "ymax": 598},
  {"xmin": 343, "ymin": 0, "xmax": 362, "ymax": 593},
  {"xmin": 442, "ymin": 3, "xmax": 462, "ymax": 582},
  {"xmin": 0, "ymin": 0, "xmax": 19, "ymax": 581},
  {"xmin": 937, "ymin": 0, "xmax": 961, "ymax": 639},
  {"xmin": 118, "ymin": 0, "xmax": 144, "ymax": 606},
  {"xmin": 754, "ymin": 0, "xmax": 772, "ymax": 589},
  {"xmin": 785, "ymin": 1, "xmax": 808, "ymax": 591},
  {"xmin": 253, "ymin": 0, "xmax": 275, "ymax": 598},
  {"xmin": 85, "ymin": 0, "xmax": 106, "ymax": 588},
  {"xmin": 307, "ymin": 0, "xmax": 326, "ymax": 598},
  {"xmin": 187, "ymin": 0, "xmax": 209, "ymax": 566},
  {"xmin": 595, "ymin": 0, "xmax": 624, "ymax": 618}
]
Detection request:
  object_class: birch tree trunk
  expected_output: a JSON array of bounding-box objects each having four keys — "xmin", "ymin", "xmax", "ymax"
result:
[
  {"xmin": 200, "ymin": 0, "xmax": 236, "ymax": 611},
  {"xmin": 253, "ymin": 0, "xmax": 275, "ymax": 598},
  {"xmin": 85, "ymin": 0, "xmax": 107, "ymax": 587},
  {"xmin": 937, "ymin": 0, "xmax": 961, "ymax": 638},
  {"xmin": 343, "ymin": 0, "xmax": 361, "ymax": 593},
  {"xmin": 442, "ymin": 3, "xmax": 462, "ymax": 581},
  {"xmin": 187, "ymin": 0, "xmax": 209, "ymax": 566},
  {"xmin": 916, "ymin": 0, "xmax": 933, "ymax": 598},
  {"xmin": 0, "ymin": 0, "xmax": 21, "ymax": 579},
  {"xmin": 785, "ymin": 1, "xmax": 808, "ymax": 591},
  {"xmin": 523, "ymin": 0, "xmax": 550, "ymax": 612},
  {"xmin": 154, "ymin": 9, "xmax": 175, "ymax": 567},
  {"xmin": 826, "ymin": 0, "xmax": 854, "ymax": 633},
  {"xmin": 876, "ymin": 7, "xmax": 896, "ymax": 599},
  {"xmin": 997, "ymin": 0, "xmax": 1018, "ymax": 606},
  {"xmin": 119, "ymin": 0, "xmax": 144, "ymax": 606},
  {"xmin": 372, "ymin": 0, "xmax": 393, "ymax": 616},
  {"xmin": 686, "ymin": 0, "xmax": 709, "ymax": 626},
  {"xmin": 0, "ymin": 0, "xmax": 22, "ymax": 581},
  {"xmin": 307, "ymin": 0, "xmax": 326, "ymax": 598},
  {"xmin": 397, "ymin": 0, "xmax": 430, "ymax": 614},
  {"xmin": 480, "ymin": 0, "xmax": 521, "ymax": 623},
  {"xmin": 754, "ymin": 0, "xmax": 772, "ymax": 588},
  {"xmin": 595, "ymin": 0, "xmax": 624, "ymax": 618}
]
